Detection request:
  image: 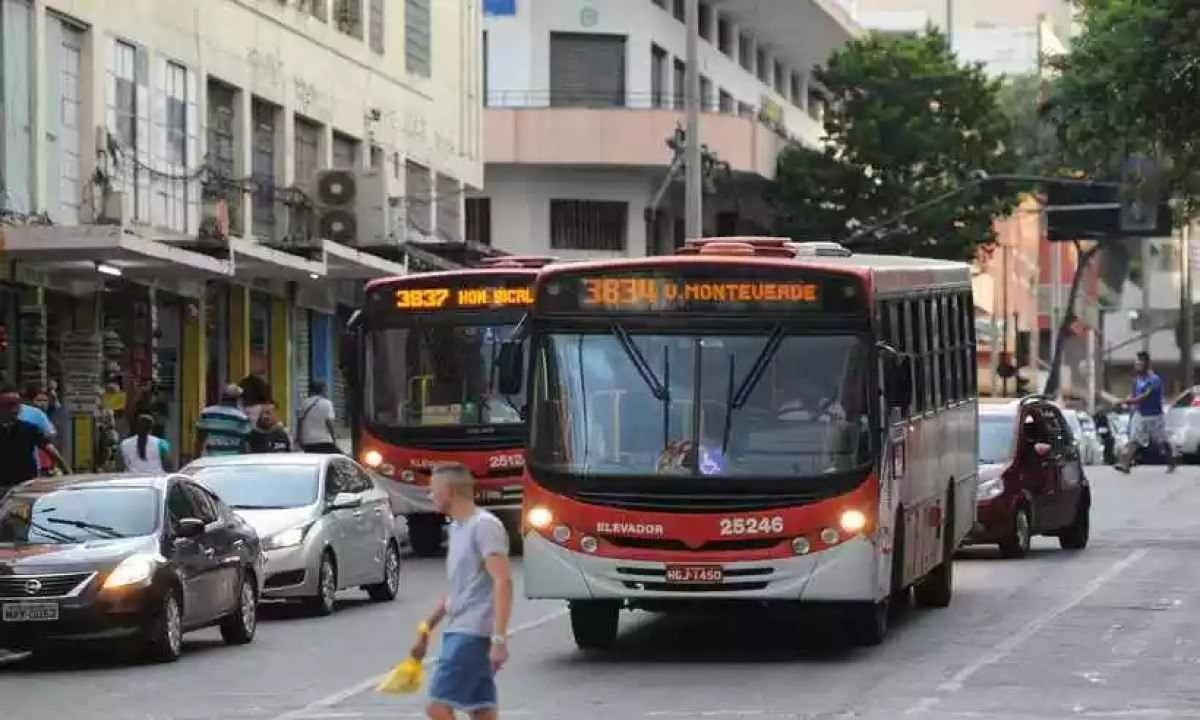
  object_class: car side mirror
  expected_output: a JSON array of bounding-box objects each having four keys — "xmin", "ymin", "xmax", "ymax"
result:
[
  {"xmin": 497, "ymin": 341, "xmax": 524, "ymax": 396},
  {"xmin": 1033, "ymin": 442, "xmax": 1052, "ymax": 457},
  {"xmin": 328, "ymin": 492, "xmax": 362, "ymax": 511},
  {"xmin": 175, "ymin": 517, "xmax": 205, "ymax": 539}
]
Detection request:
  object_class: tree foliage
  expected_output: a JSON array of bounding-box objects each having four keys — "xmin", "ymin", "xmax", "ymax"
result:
[
  {"xmin": 767, "ymin": 31, "xmax": 1017, "ymax": 261},
  {"xmin": 1046, "ymin": 0, "xmax": 1200, "ymax": 220}
]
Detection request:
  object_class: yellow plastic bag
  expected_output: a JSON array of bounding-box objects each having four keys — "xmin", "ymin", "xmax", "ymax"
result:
[{"xmin": 376, "ymin": 657, "xmax": 424, "ymax": 695}]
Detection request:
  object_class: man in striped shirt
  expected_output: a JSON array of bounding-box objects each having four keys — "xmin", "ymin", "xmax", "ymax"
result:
[{"xmin": 196, "ymin": 384, "xmax": 252, "ymax": 457}]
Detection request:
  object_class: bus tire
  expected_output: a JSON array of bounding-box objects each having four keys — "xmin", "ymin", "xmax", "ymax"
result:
[
  {"xmin": 506, "ymin": 522, "xmax": 524, "ymax": 556},
  {"xmin": 569, "ymin": 601, "xmax": 619, "ymax": 650},
  {"xmin": 914, "ymin": 491, "xmax": 954, "ymax": 608},
  {"xmin": 847, "ymin": 600, "xmax": 889, "ymax": 647},
  {"xmin": 409, "ymin": 514, "xmax": 444, "ymax": 557}
]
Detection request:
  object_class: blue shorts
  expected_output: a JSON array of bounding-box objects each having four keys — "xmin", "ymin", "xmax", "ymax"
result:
[{"xmin": 429, "ymin": 633, "xmax": 497, "ymax": 712}]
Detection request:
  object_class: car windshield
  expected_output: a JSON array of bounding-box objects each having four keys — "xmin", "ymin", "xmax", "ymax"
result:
[
  {"xmin": 0, "ymin": 487, "xmax": 159, "ymax": 544},
  {"xmin": 365, "ymin": 322, "xmax": 525, "ymax": 428},
  {"xmin": 530, "ymin": 331, "xmax": 871, "ymax": 477},
  {"xmin": 188, "ymin": 465, "xmax": 319, "ymax": 509},
  {"xmin": 978, "ymin": 414, "xmax": 1016, "ymax": 464}
]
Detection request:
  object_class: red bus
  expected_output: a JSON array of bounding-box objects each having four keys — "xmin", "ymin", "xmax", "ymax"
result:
[
  {"xmin": 497, "ymin": 238, "xmax": 978, "ymax": 647},
  {"xmin": 346, "ymin": 257, "xmax": 553, "ymax": 556}
]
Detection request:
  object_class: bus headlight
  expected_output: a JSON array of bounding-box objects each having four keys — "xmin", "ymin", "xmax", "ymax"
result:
[
  {"xmin": 363, "ymin": 450, "xmax": 383, "ymax": 468},
  {"xmin": 527, "ymin": 506, "xmax": 553, "ymax": 530},
  {"xmin": 839, "ymin": 510, "xmax": 868, "ymax": 534}
]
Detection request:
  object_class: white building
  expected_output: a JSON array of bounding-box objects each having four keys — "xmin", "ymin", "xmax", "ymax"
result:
[
  {"xmin": 474, "ymin": 0, "xmax": 860, "ymax": 258},
  {"xmin": 0, "ymin": 0, "xmax": 482, "ymax": 465}
]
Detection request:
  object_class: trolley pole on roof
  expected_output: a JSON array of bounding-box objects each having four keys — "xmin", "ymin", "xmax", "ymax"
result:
[{"xmin": 684, "ymin": 0, "xmax": 703, "ymax": 241}]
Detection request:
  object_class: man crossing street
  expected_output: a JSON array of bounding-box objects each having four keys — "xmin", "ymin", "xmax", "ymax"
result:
[{"xmin": 1116, "ymin": 351, "xmax": 1176, "ymax": 473}]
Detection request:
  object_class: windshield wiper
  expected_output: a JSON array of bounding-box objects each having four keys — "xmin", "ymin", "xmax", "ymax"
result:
[
  {"xmin": 45, "ymin": 517, "xmax": 125, "ymax": 539},
  {"xmin": 610, "ymin": 323, "xmax": 673, "ymax": 448},
  {"xmin": 730, "ymin": 325, "xmax": 785, "ymax": 409},
  {"xmin": 233, "ymin": 504, "xmax": 290, "ymax": 510},
  {"xmin": 24, "ymin": 520, "xmax": 80, "ymax": 544}
]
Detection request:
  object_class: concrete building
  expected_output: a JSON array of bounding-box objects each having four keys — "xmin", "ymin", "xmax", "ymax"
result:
[
  {"xmin": 0, "ymin": 0, "xmax": 482, "ymax": 467},
  {"xmin": 474, "ymin": 0, "xmax": 860, "ymax": 258}
]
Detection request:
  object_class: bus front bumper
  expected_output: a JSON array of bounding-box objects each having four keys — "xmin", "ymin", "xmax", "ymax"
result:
[{"xmin": 522, "ymin": 532, "xmax": 879, "ymax": 603}]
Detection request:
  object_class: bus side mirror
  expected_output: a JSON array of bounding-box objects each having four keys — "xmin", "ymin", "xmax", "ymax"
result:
[
  {"xmin": 497, "ymin": 341, "xmax": 524, "ymax": 396},
  {"xmin": 884, "ymin": 356, "xmax": 912, "ymax": 410}
]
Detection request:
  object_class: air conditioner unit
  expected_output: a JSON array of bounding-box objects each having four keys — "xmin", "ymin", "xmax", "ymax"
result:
[
  {"xmin": 311, "ymin": 169, "xmax": 400, "ymax": 247},
  {"xmin": 313, "ymin": 169, "xmax": 359, "ymax": 245}
]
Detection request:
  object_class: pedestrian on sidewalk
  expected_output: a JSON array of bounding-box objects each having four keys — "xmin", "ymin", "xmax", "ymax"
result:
[
  {"xmin": 119, "ymin": 414, "xmax": 173, "ymax": 473},
  {"xmin": 0, "ymin": 386, "xmax": 70, "ymax": 494},
  {"xmin": 1116, "ymin": 351, "xmax": 1176, "ymax": 473},
  {"xmin": 248, "ymin": 401, "xmax": 293, "ymax": 453},
  {"xmin": 410, "ymin": 463, "xmax": 513, "ymax": 720},
  {"xmin": 297, "ymin": 380, "xmax": 340, "ymax": 454},
  {"xmin": 22, "ymin": 384, "xmax": 57, "ymax": 476},
  {"xmin": 196, "ymin": 384, "xmax": 252, "ymax": 458}
]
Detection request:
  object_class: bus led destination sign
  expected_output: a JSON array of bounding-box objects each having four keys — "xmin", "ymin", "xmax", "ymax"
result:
[
  {"xmin": 582, "ymin": 277, "xmax": 819, "ymax": 308},
  {"xmin": 394, "ymin": 285, "xmax": 533, "ymax": 310}
]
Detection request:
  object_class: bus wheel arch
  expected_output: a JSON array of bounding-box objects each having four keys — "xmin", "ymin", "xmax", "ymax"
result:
[{"xmin": 913, "ymin": 485, "xmax": 954, "ymax": 608}]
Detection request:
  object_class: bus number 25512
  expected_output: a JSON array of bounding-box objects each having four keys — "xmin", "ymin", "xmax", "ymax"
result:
[{"xmin": 719, "ymin": 516, "xmax": 785, "ymax": 536}]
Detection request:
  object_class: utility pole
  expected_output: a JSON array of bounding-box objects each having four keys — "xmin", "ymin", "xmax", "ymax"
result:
[
  {"xmin": 1050, "ymin": 239, "xmax": 1061, "ymax": 397},
  {"xmin": 684, "ymin": 0, "xmax": 702, "ymax": 241},
  {"xmin": 1183, "ymin": 222, "xmax": 1194, "ymax": 386},
  {"xmin": 1142, "ymin": 238, "xmax": 1153, "ymax": 353}
]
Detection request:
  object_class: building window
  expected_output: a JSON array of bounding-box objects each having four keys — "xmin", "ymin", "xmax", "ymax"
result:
[
  {"xmin": 251, "ymin": 99, "xmax": 277, "ymax": 241},
  {"xmin": 406, "ymin": 161, "xmax": 432, "ymax": 237},
  {"xmin": 160, "ymin": 61, "xmax": 188, "ymax": 233},
  {"xmin": 673, "ymin": 58, "xmax": 685, "ymax": 110},
  {"xmin": 206, "ymin": 79, "xmax": 241, "ymax": 236},
  {"xmin": 737, "ymin": 101, "xmax": 753, "ymax": 118},
  {"xmin": 717, "ymin": 15, "xmax": 732, "ymax": 56},
  {"xmin": 738, "ymin": 33, "xmax": 752, "ymax": 71},
  {"xmin": 790, "ymin": 72, "xmax": 802, "ymax": 107},
  {"xmin": 437, "ymin": 174, "xmax": 461, "ymax": 242},
  {"xmin": 111, "ymin": 39, "xmax": 144, "ymax": 220},
  {"xmin": 334, "ymin": 0, "xmax": 362, "ymax": 38},
  {"xmin": 0, "ymin": 0, "xmax": 33, "ymax": 214},
  {"xmin": 305, "ymin": 0, "xmax": 327, "ymax": 21},
  {"xmin": 332, "ymin": 131, "xmax": 359, "ymax": 169},
  {"xmin": 719, "ymin": 89, "xmax": 733, "ymax": 114},
  {"xmin": 700, "ymin": 75, "xmax": 712, "ymax": 112},
  {"xmin": 550, "ymin": 200, "xmax": 627, "ymax": 252},
  {"xmin": 49, "ymin": 18, "xmax": 85, "ymax": 224},
  {"xmin": 465, "ymin": 197, "xmax": 491, "ymax": 246},
  {"xmin": 406, "ymin": 0, "xmax": 432, "ymax": 77},
  {"xmin": 550, "ymin": 33, "xmax": 626, "ymax": 107},
  {"xmin": 651, "ymin": 44, "xmax": 667, "ymax": 108},
  {"xmin": 756, "ymin": 48, "xmax": 767, "ymax": 83},
  {"xmin": 774, "ymin": 61, "xmax": 785, "ymax": 95},
  {"xmin": 294, "ymin": 117, "xmax": 321, "ymax": 188},
  {"xmin": 672, "ymin": 0, "xmax": 684, "ymax": 21},
  {"xmin": 368, "ymin": 0, "xmax": 384, "ymax": 53},
  {"xmin": 698, "ymin": 2, "xmax": 712, "ymax": 40}
]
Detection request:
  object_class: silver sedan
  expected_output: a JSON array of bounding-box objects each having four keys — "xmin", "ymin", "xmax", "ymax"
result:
[{"xmin": 182, "ymin": 454, "xmax": 402, "ymax": 615}]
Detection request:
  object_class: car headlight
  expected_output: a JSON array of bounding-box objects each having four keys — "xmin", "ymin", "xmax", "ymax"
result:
[
  {"xmin": 264, "ymin": 525, "xmax": 309, "ymax": 550},
  {"xmin": 102, "ymin": 553, "xmax": 159, "ymax": 590},
  {"xmin": 977, "ymin": 476, "xmax": 1004, "ymax": 501}
]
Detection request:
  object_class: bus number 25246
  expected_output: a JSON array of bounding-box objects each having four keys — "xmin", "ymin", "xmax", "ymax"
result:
[{"xmin": 719, "ymin": 516, "xmax": 785, "ymax": 536}]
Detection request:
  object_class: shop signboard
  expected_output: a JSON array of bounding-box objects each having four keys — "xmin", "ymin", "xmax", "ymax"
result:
[{"xmin": 61, "ymin": 330, "xmax": 102, "ymax": 414}]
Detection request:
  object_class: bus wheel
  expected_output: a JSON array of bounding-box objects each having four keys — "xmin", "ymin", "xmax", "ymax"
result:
[
  {"xmin": 848, "ymin": 600, "xmax": 889, "ymax": 647},
  {"xmin": 409, "ymin": 515, "xmax": 445, "ymax": 557},
  {"xmin": 914, "ymin": 492, "xmax": 954, "ymax": 608},
  {"xmin": 569, "ymin": 601, "xmax": 619, "ymax": 650}
]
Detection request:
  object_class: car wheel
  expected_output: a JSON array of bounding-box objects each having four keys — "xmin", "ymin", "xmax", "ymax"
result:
[
  {"xmin": 307, "ymin": 553, "xmax": 338, "ymax": 616},
  {"xmin": 409, "ymin": 515, "xmax": 444, "ymax": 557},
  {"xmin": 569, "ymin": 601, "xmax": 620, "ymax": 650},
  {"xmin": 220, "ymin": 574, "xmax": 258, "ymax": 645},
  {"xmin": 847, "ymin": 600, "xmax": 889, "ymax": 647},
  {"xmin": 1058, "ymin": 496, "xmax": 1090, "ymax": 550},
  {"xmin": 145, "ymin": 588, "xmax": 184, "ymax": 663},
  {"xmin": 366, "ymin": 542, "xmax": 401, "ymax": 602},
  {"xmin": 999, "ymin": 505, "xmax": 1032, "ymax": 559}
]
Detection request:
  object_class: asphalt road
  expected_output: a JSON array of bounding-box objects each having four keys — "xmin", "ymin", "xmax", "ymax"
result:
[{"xmin": 5, "ymin": 466, "xmax": 1200, "ymax": 720}]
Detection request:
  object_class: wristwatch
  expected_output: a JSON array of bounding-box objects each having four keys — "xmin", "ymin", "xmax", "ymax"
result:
[{"xmin": 490, "ymin": 634, "xmax": 507, "ymax": 646}]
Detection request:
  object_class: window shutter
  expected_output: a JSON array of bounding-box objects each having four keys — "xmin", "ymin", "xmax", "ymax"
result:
[
  {"xmin": 1, "ymin": 0, "xmax": 34, "ymax": 213},
  {"xmin": 185, "ymin": 67, "xmax": 199, "ymax": 234},
  {"xmin": 134, "ymin": 45, "xmax": 151, "ymax": 223},
  {"xmin": 369, "ymin": 0, "xmax": 384, "ymax": 53},
  {"xmin": 149, "ymin": 55, "xmax": 167, "ymax": 229},
  {"xmin": 550, "ymin": 33, "xmax": 626, "ymax": 107},
  {"xmin": 43, "ymin": 17, "xmax": 63, "ymax": 221}
]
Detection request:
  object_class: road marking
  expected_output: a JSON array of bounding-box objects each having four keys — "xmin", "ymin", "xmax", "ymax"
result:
[
  {"xmin": 268, "ymin": 608, "xmax": 568, "ymax": 720},
  {"xmin": 937, "ymin": 548, "xmax": 1148, "ymax": 693}
]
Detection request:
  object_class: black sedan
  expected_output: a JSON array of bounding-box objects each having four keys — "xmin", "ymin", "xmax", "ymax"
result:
[{"xmin": 0, "ymin": 473, "xmax": 264, "ymax": 662}]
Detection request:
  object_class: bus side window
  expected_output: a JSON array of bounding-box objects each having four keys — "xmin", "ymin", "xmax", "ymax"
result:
[{"xmin": 895, "ymin": 300, "xmax": 913, "ymax": 418}]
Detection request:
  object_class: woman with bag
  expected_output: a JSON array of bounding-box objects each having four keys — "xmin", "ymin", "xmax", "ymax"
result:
[
  {"xmin": 119, "ymin": 414, "xmax": 174, "ymax": 473},
  {"xmin": 297, "ymin": 380, "xmax": 340, "ymax": 454}
]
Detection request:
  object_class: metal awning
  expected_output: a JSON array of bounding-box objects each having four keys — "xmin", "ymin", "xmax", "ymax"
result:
[
  {"xmin": 229, "ymin": 238, "xmax": 324, "ymax": 281},
  {"xmin": 0, "ymin": 223, "xmax": 232, "ymax": 278},
  {"xmin": 322, "ymin": 241, "xmax": 408, "ymax": 280}
]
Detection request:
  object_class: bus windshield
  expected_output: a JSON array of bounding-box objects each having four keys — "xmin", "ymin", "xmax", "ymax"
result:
[
  {"xmin": 530, "ymin": 331, "xmax": 871, "ymax": 477},
  {"xmin": 365, "ymin": 322, "xmax": 525, "ymax": 429}
]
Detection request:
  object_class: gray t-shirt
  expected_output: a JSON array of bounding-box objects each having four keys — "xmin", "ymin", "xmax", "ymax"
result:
[{"xmin": 444, "ymin": 508, "xmax": 509, "ymax": 637}]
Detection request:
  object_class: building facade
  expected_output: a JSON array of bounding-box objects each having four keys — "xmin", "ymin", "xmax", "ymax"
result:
[
  {"xmin": 0, "ymin": 0, "xmax": 483, "ymax": 468},
  {"xmin": 474, "ymin": 0, "xmax": 859, "ymax": 258}
]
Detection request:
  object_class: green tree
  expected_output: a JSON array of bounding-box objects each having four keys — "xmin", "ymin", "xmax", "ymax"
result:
[
  {"xmin": 997, "ymin": 74, "xmax": 1060, "ymax": 177},
  {"xmin": 768, "ymin": 30, "xmax": 1018, "ymax": 261},
  {"xmin": 1046, "ymin": 0, "xmax": 1200, "ymax": 219}
]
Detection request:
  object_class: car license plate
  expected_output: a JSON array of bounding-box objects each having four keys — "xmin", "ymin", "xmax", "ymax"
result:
[
  {"xmin": 665, "ymin": 565, "xmax": 723, "ymax": 584},
  {"xmin": 2, "ymin": 602, "xmax": 59, "ymax": 622}
]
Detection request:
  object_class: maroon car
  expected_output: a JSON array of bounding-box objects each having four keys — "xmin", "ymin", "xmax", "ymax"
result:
[{"xmin": 967, "ymin": 397, "xmax": 1091, "ymax": 558}]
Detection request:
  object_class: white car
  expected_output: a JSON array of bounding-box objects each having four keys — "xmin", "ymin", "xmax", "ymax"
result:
[
  {"xmin": 1075, "ymin": 411, "xmax": 1106, "ymax": 466},
  {"xmin": 183, "ymin": 454, "xmax": 403, "ymax": 615},
  {"xmin": 1053, "ymin": 404, "xmax": 1103, "ymax": 465},
  {"xmin": 1167, "ymin": 387, "xmax": 1200, "ymax": 460}
]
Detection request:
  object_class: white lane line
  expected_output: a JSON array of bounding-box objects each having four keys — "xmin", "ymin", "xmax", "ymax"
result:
[
  {"xmin": 937, "ymin": 548, "xmax": 1148, "ymax": 693},
  {"xmin": 268, "ymin": 608, "xmax": 568, "ymax": 720}
]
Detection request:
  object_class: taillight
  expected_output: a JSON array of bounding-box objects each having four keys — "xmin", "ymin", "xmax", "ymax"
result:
[{"xmin": 1190, "ymin": 397, "xmax": 1200, "ymax": 407}]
